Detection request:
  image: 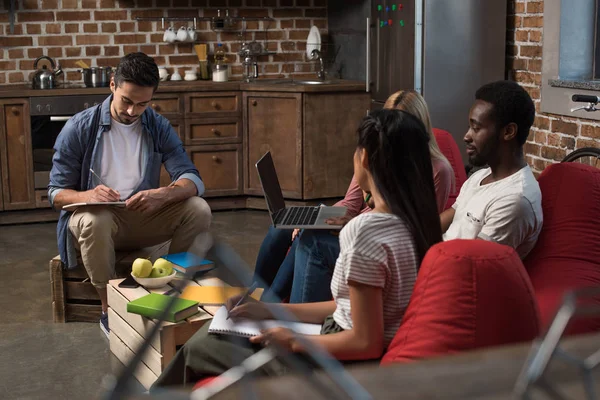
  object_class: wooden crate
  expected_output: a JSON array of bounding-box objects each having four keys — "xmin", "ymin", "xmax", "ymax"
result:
[
  {"xmin": 49, "ymin": 241, "xmax": 171, "ymax": 323},
  {"xmin": 107, "ymin": 276, "xmax": 222, "ymax": 389}
]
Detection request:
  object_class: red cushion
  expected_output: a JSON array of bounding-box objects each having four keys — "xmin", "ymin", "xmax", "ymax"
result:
[
  {"xmin": 382, "ymin": 240, "xmax": 540, "ymax": 364},
  {"xmin": 524, "ymin": 162, "xmax": 600, "ymax": 335},
  {"xmin": 433, "ymin": 128, "xmax": 467, "ymax": 210}
]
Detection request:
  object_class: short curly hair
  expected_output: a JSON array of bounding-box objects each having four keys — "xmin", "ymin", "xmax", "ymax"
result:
[
  {"xmin": 475, "ymin": 80, "xmax": 535, "ymax": 146},
  {"xmin": 114, "ymin": 52, "xmax": 159, "ymax": 91}
]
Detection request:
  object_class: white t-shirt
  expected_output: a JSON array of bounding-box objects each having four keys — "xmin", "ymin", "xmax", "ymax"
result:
[
  {"xmin": 99, "ymin": 118, "xmax": 144, "ymax": 199},
  {"xmin": 331, "ymin": 212, "xmax": 418, "ymax": 349},
  {"xmin": 443, "ymin": 165, "xmax": 543, "ymax": 259}
]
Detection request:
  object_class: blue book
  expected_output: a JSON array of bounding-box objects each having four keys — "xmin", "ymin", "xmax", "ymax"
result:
[{"xmin": 161, "ymin": 252, "xmax": 215, "ymax": 275}]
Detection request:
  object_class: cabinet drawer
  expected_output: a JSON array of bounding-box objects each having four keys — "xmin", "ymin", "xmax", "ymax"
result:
[
  {"xmin": 185, "ymin": 93, "xmax": 241, "ymax": 116},
  {"xmin": 150, "ymin": 94, "xmax": 182, "ymax": 116},
  {"xmin": 185, "ymin": 118, "xmax": 241, "ymax": 145},
  {"xmin": 35, "ymin": 190, "xmax": 51, "ymax": 208},
  {"xmin": 188, "ymin": 145, "xmax": 242, "ymax": 197}
]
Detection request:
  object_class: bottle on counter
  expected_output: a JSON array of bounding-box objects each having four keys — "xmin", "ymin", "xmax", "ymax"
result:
[{"xmin": 212, "ymin": 43, "xmax": 229, "ymax": 82}]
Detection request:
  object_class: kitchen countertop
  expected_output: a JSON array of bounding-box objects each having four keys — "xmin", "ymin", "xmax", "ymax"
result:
[{"xmin": 0, "ymin": 79, "xmax": 367, "ymax": 98}]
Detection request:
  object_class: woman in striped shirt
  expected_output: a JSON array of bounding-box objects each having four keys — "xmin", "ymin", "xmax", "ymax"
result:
[{"xmin": 152, "ymin": 109, "xmax": 443, "ymax": 389}]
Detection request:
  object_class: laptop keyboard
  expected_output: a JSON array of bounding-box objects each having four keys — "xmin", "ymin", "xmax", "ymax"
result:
[{"xmin": 276, "ymin": 207, "xmax": 320, "ymax": 226}]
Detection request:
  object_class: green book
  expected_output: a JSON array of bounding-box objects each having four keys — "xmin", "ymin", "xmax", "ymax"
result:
[{"xmin": 126, "ymin": 293, "xmax": 199, "ymax": 323}]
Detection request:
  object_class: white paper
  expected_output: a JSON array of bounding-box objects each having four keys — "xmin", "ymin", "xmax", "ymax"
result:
[
  {"xmin": 62, "ymin": 201, "xmax": 126, "ymax": 210},
  {"xmin": 208, "ymin": 306, "xmax": 322, "ymax": 337}
]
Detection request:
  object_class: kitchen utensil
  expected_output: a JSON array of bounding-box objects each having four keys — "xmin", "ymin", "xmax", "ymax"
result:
[
  {"xmin": 158, "ymin": 67, "xmax": 169, "ymax": 81},
  {"xmin": 187, "ymin": 27, "xmax": 197, "ymax": 42},
  {"xmin": 80, "ymin": 67, "xmax": 112, "ymax": 88},
  {"xmin": 75, "ymin": 60, "xmax": 90, "ymax": 69},
  {"xmin": 163, "ymin": 27, "xmax": 176, "ymax": 43},
  {"xmin": 176, "ymin": 26, "xmax": 188, "ymax": 42},
  {"xmin": 306, "ymin": 26, "xmax": 321, "ymax": 58},
  {"xmin": 171, "ymin": 70, "xmax": 182, "ymax": 81},
  {"xmin": 184, "ymin": 70, "xmax": 197, "ymax": 81},
  {"xmin": 194, "ymin": 44, "xmax": 210, "ymax": 80},
  {"xmin": 32, "ymin": 56, "xmax": 63, "ymax": 89}
]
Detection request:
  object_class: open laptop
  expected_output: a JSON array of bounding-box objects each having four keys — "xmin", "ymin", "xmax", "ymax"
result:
[{"xmin": 255, "ymin": 151, "xmax": 347, "ymax": 229}]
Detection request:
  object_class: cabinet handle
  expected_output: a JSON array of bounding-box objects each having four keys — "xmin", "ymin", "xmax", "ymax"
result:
[
  {"xmin": 10, "ymin": 107, "xmax": 19, "ymax": 116},
  {"xmin": 151, "ymin": 103, "xmax": 159, "ymax": 110},
  {"xmin": 212, "ymin": 155, "xmax": 221, "ymax": 163},
  {"xmin": 211, "ymin": 128, "xmax": 221, "ymax": 136},
  {"xmin": 211, "ymin": 101, "xmax": 220, "ymax": 109},
  {"xmin": 251, "ymin": 100, "xmax": 258, "ymax": 106}
]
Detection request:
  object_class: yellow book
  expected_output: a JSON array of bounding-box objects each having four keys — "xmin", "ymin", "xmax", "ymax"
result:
[{"xmin": 180, "ymin": 286, "xmax": 263, "ymax": 306}]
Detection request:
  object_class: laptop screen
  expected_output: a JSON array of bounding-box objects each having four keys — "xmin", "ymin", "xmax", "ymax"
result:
[{"xmin": 255, "ymin": 151, "xmax": 286, "ymax": 216}]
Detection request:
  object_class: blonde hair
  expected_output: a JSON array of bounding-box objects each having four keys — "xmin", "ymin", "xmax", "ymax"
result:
[{"xmin": 384, "ymin": 90, "xmax": 454, "ymax": 186}]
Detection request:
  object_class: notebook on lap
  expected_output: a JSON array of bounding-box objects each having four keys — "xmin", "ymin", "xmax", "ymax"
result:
[{"xmin": 255, "ymin": 151, "xmax": 346, "ymax": 229}]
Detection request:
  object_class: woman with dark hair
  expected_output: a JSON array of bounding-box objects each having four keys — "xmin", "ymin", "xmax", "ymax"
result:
[{"xmin": 151, "ymin": 109, "xmax": 442, "ymax": 389}]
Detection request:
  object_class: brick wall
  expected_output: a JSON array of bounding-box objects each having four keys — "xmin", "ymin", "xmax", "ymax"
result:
[
  {"xmin": 507, "ymin": 0, "xmax": 600, "ymax": 175},
  {"xmin": 0, "ymin": 0, "xmax": 327, "ymax": 84}
]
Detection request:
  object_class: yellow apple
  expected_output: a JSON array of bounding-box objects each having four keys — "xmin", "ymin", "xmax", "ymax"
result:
[
  {"xmin": 149, "ymin": 258, "xmax": 173, "ymax": 278},
  {"xmin": 132, "ymin": 258, "xmax": 152, "ymax": 278}
]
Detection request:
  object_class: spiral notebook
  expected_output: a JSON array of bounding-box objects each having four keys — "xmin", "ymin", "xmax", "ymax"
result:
[{"xmin": 208, "ymin": 306, "xmax": 322, "ymax": 338}]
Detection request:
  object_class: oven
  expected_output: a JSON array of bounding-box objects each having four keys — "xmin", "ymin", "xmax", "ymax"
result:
[{"xmin": 30, "ymin": 94, "xmax": 108, "ymax": 190}]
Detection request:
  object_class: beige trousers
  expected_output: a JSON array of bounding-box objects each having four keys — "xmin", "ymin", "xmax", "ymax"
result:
[{"xmin": 68, "ymin": 197, "xmax": 212, "ymax": 289}]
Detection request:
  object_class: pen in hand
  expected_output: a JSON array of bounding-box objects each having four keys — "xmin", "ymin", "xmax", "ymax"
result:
[
  {"xmin": 226, "ymin": 282, "xmax": 259, "ymax": 320},
  {"xmin": 90, "ymin": 168, "xmax": 121, "ymax": 201}
]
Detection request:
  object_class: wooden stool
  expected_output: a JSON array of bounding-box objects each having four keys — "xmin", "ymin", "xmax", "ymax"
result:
[{"xmin": 49, "ymin": 241, "xmax": 171, "ymax": 323}]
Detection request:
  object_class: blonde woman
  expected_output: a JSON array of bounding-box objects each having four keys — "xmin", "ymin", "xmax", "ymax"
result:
[{"xmin": 255, "ymin": 90, "xmax": 454, "ymax": 304}]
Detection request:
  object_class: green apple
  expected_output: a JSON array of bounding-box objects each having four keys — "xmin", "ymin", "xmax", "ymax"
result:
[
  {"xmin": 153, "ymin": 258, "xmax": 173, "ymax": 275},
  {"xmin": 149, "ymin": 265, "xmax": 170, "ymax": 278},
  {"xmin": 132, "ymin": 258, "xmax": 153, "ymax": 278}
]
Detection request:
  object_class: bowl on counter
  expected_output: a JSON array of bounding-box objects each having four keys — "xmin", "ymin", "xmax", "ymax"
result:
[{"xmin": 131, "ymin": 270, "xmax": 177, "ymax": 289}]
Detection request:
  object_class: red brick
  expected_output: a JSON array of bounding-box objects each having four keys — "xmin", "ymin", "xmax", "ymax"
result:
[
  {"xmin": 102, "ymin": 23, "xmax": 117, "ymax": 33},
  {"xmin": 514, "ymin": 2, "xmax": 525, "ymax": 13},
  {"xmin": 280, "ymin": 19, "xmax": 294, "ymax": 29},
  {"xmin": 529, "ymin": 30, "xmax": 542, "ymax": 43},
  {"xmin": 8, "ymin": 72, "xmax": 24, "ymax": 83},
  {"xmin": 237, "ymin": 8, "xmax": 270, "ymax": 18},
  {"xmin": 95, "ymin": 57, "xmax": 122, "ymax": 66},
  {"xmin": 42, "ymin": 0, "xmax": 58, "ymax": 7},
  {"xmin": 305, "ymin": 9, "xmax": 326, "ymax": 18},
  {"xmin": 23, "ymin": 0, "xmax": 38, "ymax": 9},
  {"xmin": 28, "ymin": 48, "xmax": 44, "ymax": 58},
  {"xmin": 0, "ymin": 61, "xmax": 17, "ymax": 70},
  {"xmin": 507, "ymin": 15, "xmax": 522, "ymax": 30},
  {"xmin": 131, "ymin": 10, "xmax": 165, "ymax": 19},
  {"xmin": 534, "ymin": 116, "xmax": 550, "ymax": 130},
  {"xmin": 120, "ymin": 22, "xmax": 136, "ymax": 32},
  {"xmin": 38, "ymin": 36, "xmax": 73, "ymax": 46},
  {"xmin": 580, "ymin": 125, "xmax": 600, "ymax": 139},
  {"xmin": 65, "ymin": 24, "xmax": 80, "ymax": 33},
  {"xmin": 520, "ymin": 45, "xmax": 542, "ymax": 58},
  {"xmin": 100, "ymin": 0, "xmax": 116, "ymax": 7},
  {"xmin": 547, "ymin": 133, "xmax": 561, "ymax": 147},
  {"xmin": 524, "ymin": 86, "xmax": 541, "ymax": 101},
  {"xmin": 66, "ymin": 47, "xmax": 82, "ymax": 57},
  {"xmin": 47, "ymin": 47, "xmax": 63, "ymax": 58},
  {"xmin": 17, "ymin": 12, "xmax": 55, "ymax": 22},
  {"xmin": 104, "ymin": 46, "xmax": 121, "ymax": 56},
  {"xmin": 532, "ymin": 158, "xmax": 549, "ymax": 172},
  {"xmin": 289, "ymin": 30, "xmax": 310, "ymax": 40},
  {"xmin": 561, "ymin": 136, "xmax": 576, "ymax": 150},
  {"xmin": 84, "ymin": 23, "xmax": 99, "ymax": 33},
  {"xmin": 551, "ymin": 120, "xmax": 578, "ymax": 136},
  {"xmin": 524, "ymin": 142, "xmax": 541, "ymax": 157},
  {"xmin": 56, "ymin": 12, "xmax": 91, "ymax": 21},
  {"xmin": 0, "ymin": 73, "xmax": 5, "ymax": 85},
  {"xmin": 86, "ymin": 46, "xmax": 102, "ymax": 56},
  {"xmin": 95, "ymin": 11, "xmax": 128, "ymax": 20},
  {"xmin": 62, "ymin": 0, "xmax": 78, "ymax": 7},
  {"xmin": 27, "ymin": 24, "xmax": 42, "ymax": 35},
  {"xmin": 45, "ymin": 23, "xmax": 61, "ymax": 34},
  {"xmin": 137, "ymin": 21, "xmax": 154, "ymax": 32},
  {"xmin": 168, "ymin": 55, "xmax": 199, "ymax": 65},
  {"xmin": 8, "ymin": 49, "xmax": 24, "ymax": 58},
  {"xmin": 76, "ymin": 35, "xmax": 111, "ymax": 45},
  {"xmin": 82, "ymin": 0, "xmax": 98, "ymax": 7},
  {"xmin": 60, "ymin": 58, "xmax": 92, "ymax": 68},
  {"xmin": 527, "ymin": 2, "xmax": 544, "ymax": 13},
  {"xmin": 522, "ymin": 16, "xmax": 543, "ymax": 28},
  {"xmin": 541, "ymin": 146, "xmax": 566, "ymax": 161},
  {"xmin": 534, "ymin": 131, "xmax": 546, "ymax": 144},
  {"xmin": 515, "ymin": 30, "xmax": 528, "ymax": 42},
  {"xmin": 0, "ymin": 36, "xmax": 34, "ymax": 47},
  {"xmin": 114, "ymin": 34, "xmax": 148, "ymax": 44},
  {"xmin": 173, "ymin": 0, "xmax": 190, "ymax": 6},
  {"xmin": 576, "ymin": 138, "xmax": 600, "ymax": 149}
]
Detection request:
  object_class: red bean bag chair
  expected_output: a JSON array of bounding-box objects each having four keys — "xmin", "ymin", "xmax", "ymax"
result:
[
  {"xmin": 524, "ymin": 162, "xmax": 600, "ymax": 336},
  {"xmin": 382, "ymin": 239, "xmax": 540, "ymax": 364},
  {"xmin": 433, "ymin": 128, "xmax": 467, "ymax": 210}
]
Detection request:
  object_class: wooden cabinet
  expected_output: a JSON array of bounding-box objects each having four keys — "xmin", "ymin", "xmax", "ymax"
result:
[
  {"xmin": 244, "ymin": 91, "xmax": 371, "ymax": 200},
  {"xmin": 188, "ymin": 145, "xmax": 242, "ymax": 197},
  {"xmin": 185, "ymin": 118, "xmax": 241, "ymax": 145},
  {"xmin": 244, "ymin": 92, "xmax": 303, "ymax": 198},
  {"xmin": 0, "ymin": 99, "xmax": 36, "ymax": 210},
  {"xmin": 185, "ymin": 92, "xmax": 241, "ymax": 117}
]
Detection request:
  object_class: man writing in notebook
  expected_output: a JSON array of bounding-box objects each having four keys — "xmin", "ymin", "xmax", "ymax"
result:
[
  {"xmin": 48, "ymin": 53, "xmax": 211, "ymax": 337},
  {"xmin": 440, "ymin": 80, "xmax": 543, "ymax": 258}
]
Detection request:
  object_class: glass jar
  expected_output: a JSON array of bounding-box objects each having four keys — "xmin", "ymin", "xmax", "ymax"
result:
[{"xmin": 212, "ymin": 63, "xmax": 229, "ymax": 82}]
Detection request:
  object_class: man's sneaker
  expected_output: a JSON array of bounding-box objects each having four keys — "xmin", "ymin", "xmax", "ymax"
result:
[{"xmin": 100, "ymin": 311, "xmax": 110, "ymax": 339}]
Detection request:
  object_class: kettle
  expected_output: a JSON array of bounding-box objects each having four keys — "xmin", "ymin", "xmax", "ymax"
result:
[{"xmin": 32, "ymin": 56, "xmax": 63, "ymax": 89}]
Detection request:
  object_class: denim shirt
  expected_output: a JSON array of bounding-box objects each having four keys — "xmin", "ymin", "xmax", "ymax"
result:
[{"xmin": 48, "ymin": 95, "xmax": 205, "ymax": 269}]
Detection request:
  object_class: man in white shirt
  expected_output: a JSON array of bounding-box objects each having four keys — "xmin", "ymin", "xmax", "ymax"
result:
[{"xmin": 440, "ymin": 80, "xmax": 543, "ymax": 259}]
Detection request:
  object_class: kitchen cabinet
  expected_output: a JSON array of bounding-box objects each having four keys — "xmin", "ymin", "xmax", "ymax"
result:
[
  {"xmin": 245, "ymin": 92, "xmax": 303, "ymax": 198},
  {"xmin": 244, "ymin": 91, "xmax": 371, "ymax": 200},
  {"xmin": 0, "ymin": 99, "xmax": 36, "ymax": 210},
  {"xmin": 188, "ymin": 144, "xmax": 242, "ymax": 197}
]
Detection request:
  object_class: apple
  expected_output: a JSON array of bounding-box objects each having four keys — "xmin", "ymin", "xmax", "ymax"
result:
[
  {"xmin": 132, "ymin": 258, "xmax": 153, "ymax": 278},
  {"xmin": 149, "ymin": 258, "xmax": 174, "ymax": 278}
]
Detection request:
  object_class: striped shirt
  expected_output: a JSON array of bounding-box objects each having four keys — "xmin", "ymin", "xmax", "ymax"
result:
[{"xmin": 331, "ymin": 212, "xmax": 418, "ymax": 348}]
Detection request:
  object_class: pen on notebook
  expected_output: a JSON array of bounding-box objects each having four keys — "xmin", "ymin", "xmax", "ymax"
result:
[
  {"xmin": 89, "ymin": 168, "xmax": 110, "ymax": 188},
  {"xmin": 227, "ymin": 281, "xmax": 259, "ymax": 320}
]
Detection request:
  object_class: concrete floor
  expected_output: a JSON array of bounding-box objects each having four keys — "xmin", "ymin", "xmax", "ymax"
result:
[{"xmin": 0, "ymin": 210, "xmax": 270, "ymax": 400}]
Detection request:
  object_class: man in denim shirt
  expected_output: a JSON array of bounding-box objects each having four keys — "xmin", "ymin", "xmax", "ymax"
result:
[{"xmin": 48, "ymin": 53, "xmax": 212, "ymax": 337}]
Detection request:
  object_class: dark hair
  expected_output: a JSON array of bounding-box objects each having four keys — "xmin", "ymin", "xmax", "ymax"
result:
[
  {"xmin": 113, "ymin": 52, "xmax": 159, "ymax": 90},
  {"xmin": 357, "ymin": 109, "xmax": 442, "ymax": 265},
  {"xmin": 475, "ymin": 80, "xmax": 535, "ymax": 146}
]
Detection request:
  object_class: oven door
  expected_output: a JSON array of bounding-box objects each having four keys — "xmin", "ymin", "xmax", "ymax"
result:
[{"xmin": 31, "ymin": 115, "xmax": 72, "ymax": 190}]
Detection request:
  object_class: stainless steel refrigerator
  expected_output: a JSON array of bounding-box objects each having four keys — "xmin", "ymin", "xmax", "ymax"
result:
[{"xmin": 327, "ymin": 0, "xmax": 507, "ymax": 162}]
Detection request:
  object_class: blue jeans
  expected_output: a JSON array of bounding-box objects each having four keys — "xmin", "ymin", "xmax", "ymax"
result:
[
  {"xmin": 252, "ymin": 226, "xmax": 296, "ymax": 302},
  {"xmin": 290, "ymin": 230, "xmax": 341, "ymax": 303}
]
